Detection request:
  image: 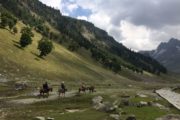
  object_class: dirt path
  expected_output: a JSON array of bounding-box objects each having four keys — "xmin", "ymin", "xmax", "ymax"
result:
[
  {"xmin": 156, "ymin": 88, "xmax": 180, "ymax": 110},
  {"xmin": 8, "ymin": 91, "xmax": 77, "ymax": 104}
]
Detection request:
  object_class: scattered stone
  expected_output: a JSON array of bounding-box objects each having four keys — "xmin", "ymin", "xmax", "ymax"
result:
[
  {"xmin": 47, "ymin": 117, "xmax": 54, "ymax": 120},
  {"xmin": 137, "ymin": 94, "xmax": 147, "ymax": 98},
  {"xmin": 35, "ymin": 116, "xmax": 45, "ymax": 120},
  {"xmin": 120, "ymin": 99, "xmax": 130, "ymax": 106},
  {"xmin": 153, "ymin": 103, "xmax": 169, "ymax": 110},
  {"xmin": 92, "ymin": 96, "xmax": 103, "ymax": 105},
  {"xmin": 65, "ymin": 109, "xmax": 86, "ymax": 113},
  {"xmin": 103, "ymin": 102, "xmax": 116, "ymax": 112},
  {"xmin": 156, "ymin": 114, "xmax": 180, "ymax": 120},
  {"xmin": 92, "ymin": 96, "xmax": 117, "ymax": 112},
  {"xmin": 126, "ymin": 115, "xmax": 136, "ymax": 120},
  {"xmin": 110, "ymin": 114, "xmax": 120, "ymax": 120},
  {"xmin": 137, "ymin": 101, "xmax": 148, "ymax": 107}
]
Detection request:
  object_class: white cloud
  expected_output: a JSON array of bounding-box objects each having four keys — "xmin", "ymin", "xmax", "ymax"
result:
[
  {"xmin": 120, "ymin": 21, "xmax": 155, "ymax": 51},
  {"xmin": 40, "ymin": 0, "xmax": 180, "ymax": 51},
  {"xmin": 39, "ymin": 0, "xmax": 61, "ymax": 9},
  {"xmin": 77, "ymin": 16, "xmax": 88, "ymax": 21}
]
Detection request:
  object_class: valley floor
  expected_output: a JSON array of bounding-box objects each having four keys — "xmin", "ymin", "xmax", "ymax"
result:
[{"xmin": 0, "ymin": 81, "xmax": 180, "ymax": 120}]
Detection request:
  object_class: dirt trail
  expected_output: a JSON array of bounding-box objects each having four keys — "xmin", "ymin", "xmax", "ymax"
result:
[{"xmin": 8, "ymin": 91, "xmax": 77, "ymax": 104}]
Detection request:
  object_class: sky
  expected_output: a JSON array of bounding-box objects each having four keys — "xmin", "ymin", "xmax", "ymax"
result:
[{"xmin": 39, "ymin": 0, "xmax": 180, "ymax": 51}]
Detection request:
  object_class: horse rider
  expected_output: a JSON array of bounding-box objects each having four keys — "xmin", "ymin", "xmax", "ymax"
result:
[
  {"xmin": 60, "ymin": 81, "xmax": 66, "ymax": 92},
  {"xmin": 43, "ymin": 82, "xmax": 49, "ymax": 92}
]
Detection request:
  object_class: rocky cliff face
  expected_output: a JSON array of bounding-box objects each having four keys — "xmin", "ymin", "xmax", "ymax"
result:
[{"xmin": 140, "ymin": 38, "xmax": 180, "ymax": 73}]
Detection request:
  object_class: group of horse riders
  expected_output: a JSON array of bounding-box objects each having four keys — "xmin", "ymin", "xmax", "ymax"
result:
[
  {"xmin": 40, "ymin": 81, "xmax": 66, "ymax": 97},
  {"xmin": 39, "ymin": 81, "xmax": 95, "ymax": 97}
]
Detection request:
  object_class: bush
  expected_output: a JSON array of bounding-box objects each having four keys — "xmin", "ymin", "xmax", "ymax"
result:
[
  {"xmin": 20, "ymin": 33, "xmax": 32, "ymax": 48},
  {"xmin": 38, "ymin": 38, "xmax": 53, "ymax": 57},
  {"xmin": 21, "ymin": 27, "xmax": 34, "ymax": 37}
]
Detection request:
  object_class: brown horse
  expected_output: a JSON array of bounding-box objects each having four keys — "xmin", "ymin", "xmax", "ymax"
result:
[
  {"xmin": 39, "ymin": 87, "xmax": 53, "ymax": 98},
  {"xmin": 87, "ymin": 86, "xmax": 95, "ymax": 93},
  {"xmin": 79, "ymin": 86, "xmax": 87, "ymax": 93},
  {"xmin": 58, "ymin": 88, "xmax": 67, "ymax": 97}
]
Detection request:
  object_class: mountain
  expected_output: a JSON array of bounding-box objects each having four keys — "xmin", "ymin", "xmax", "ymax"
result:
[
  {"xmin": 140, "ymin": 38, "xmax": 180, "ymax": 73},
  {"xmin": 0, "ymin": 0, "xmax": 167, "ymax": 75}
]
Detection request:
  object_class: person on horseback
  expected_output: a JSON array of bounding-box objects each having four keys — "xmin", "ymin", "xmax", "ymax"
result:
[
  {"xmin": 43, "ymin": 82, "xmax": 49, "ymax": 92},
  {"xmin": 61, "ymin": 81, "xmax": 66, "ymax": 91},
  {"xmin": 59, "ymin": 81, "xmax": 66, "ymax": 97}
]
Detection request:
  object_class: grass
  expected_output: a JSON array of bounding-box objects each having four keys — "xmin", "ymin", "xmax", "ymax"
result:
[{"xmin": 5, "ymin": 94, "xmax": 108, "ymax": 120}]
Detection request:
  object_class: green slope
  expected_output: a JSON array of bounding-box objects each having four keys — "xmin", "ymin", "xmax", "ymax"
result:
[{"xmin": 0, "ymin": 21, "xmax": 136, "ymax": 87}]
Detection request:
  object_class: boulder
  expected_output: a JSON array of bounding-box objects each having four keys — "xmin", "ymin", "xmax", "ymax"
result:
[
  {"xmin": 126, "ymin": 115, "xmax": 136, "ymax": 120},
  {"xmin": 35, "ymin": 116, "xmax": 45, "ymax": 120},
  {"xmin": 46, "ymin": 117, "xmax": 54, "ymax": 120},
  {"xmin": 92, "ymin": 96, "xmax": 116, "ymax": 112},
  {"xmin": 137, "ymin": 101, "xmax": 148, "ymax": 108},
  {"xmin": 120, "ymin": 99, "xmax": 130, "ymax": 106},
  {"xmin": 92, "ymin": 96, "xmax": 103, "ymax": 105},
  {"xmin": 103, "ymin": 102, "xmax": 116, "ymax": 112},
  {"xmin": 110, "ymin": 114, "xmax": 120, "ymax": 120}
]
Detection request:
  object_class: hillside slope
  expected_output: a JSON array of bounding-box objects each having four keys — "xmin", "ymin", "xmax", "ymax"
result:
[{"xmin": 0, "ymin": 21, "xmax": 137, "ymax": 86}]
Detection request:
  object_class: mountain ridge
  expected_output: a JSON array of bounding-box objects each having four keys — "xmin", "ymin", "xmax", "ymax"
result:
[{"xmin": 140, "ymin": 38, "xmax": 180, "ymax": 73}]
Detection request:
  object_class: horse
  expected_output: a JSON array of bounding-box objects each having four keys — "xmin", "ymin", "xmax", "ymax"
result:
[
  {"xmin": 87, "ymin": 86, "xmax": 95, "ymax": 93},
  {"xmin": 39, "ymin": 87, "xmax": 53, "ymax": 98},
  {"xmin": 58, "ymin": 88, "xmax": 67, "ymax": 97},
  {"xmin": 78, "ymin": 86, "xmax": 87, "ymax": 93}
]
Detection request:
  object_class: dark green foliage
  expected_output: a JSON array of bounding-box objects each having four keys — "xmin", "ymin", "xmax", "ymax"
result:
[
  {"xmin": 35, "ymin": 24, "xmax": 50, "ymax": 37},
  {"xmin": 21, "ymin": 27, "xmax": 34, "ymax": 37},
  {"xmin": 0, "ymin": 15, "xmax": 8, "ymax": 28},
  {"xmin": 68, "ymin": 40, "xmax": 80, "ymax": 51},
  {"xmin": 91, "ymin": 48, "xmax": 121, "ymax": 73},
  {"xmin": 20, "ymin": 33, "xmax": 32, "ymax": 48},
  {"xmin": 0, "ymin": 11, "xmax": 17, "ymax": 29},
  {"xmin": 38, "ymin": 38, "xmax": 53, "ymax": 57}
]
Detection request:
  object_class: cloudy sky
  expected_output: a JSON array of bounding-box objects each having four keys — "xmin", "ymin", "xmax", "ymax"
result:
[{"xmin": 39, "ymin": 0, "xmax": 180, "ymax": 51}]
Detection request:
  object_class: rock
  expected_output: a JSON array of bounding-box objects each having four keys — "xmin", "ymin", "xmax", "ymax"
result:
[
  {"xmin": 153, "ymin": 103, "xmax": 169, "ymax": 110},
  {"xmin": 140, "ymin": 101, "xmax": 148, "ymax": 106},
  {"xmin": 136, "ymin": 101, "xmax": 148, "ymax": 108},
  {"xmin": 110, "ymin": 114, "xmax": 120, "ymax": 120},
  {"xmin": 46, "ymin": 117, "xmax": 54, "ymax": 120},
  {"xmin": 103, "ymin": 102, "xmax": 116, "ymax": 112},
  {"xmin": 35, "ymin": 116, "xmax": 45, "ymax": 120},
  {"xmin": 92, "ymin": 96, "xmax": 103, "ymax": 105},
  {"xmin": 137, "ymin": 94, "xmax": 147, "ymax": 98},
  {"xmin": 120, "ymin": 99, "xmax": 130, "ymax": 106},
  {"xmin": 92, "ymin": 96, "xmax": 116, "ymax": 112},
  {"xmin": 156, "ymin": 114, "xmax": 180, "ymax": 120},
  {"xmin": 126, "ymin": 115, "xmax": 136, "ymax": 120}
]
